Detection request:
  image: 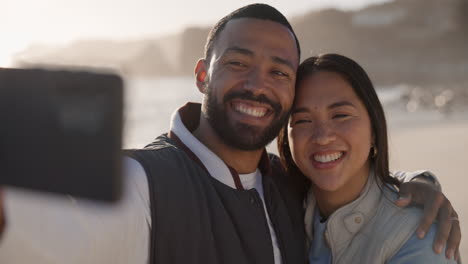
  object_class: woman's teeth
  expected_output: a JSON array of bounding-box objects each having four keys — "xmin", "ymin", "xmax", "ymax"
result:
[
  {"xmin": 314, "ymin": 152, "xmax": 343, "ymax": 163},
  {"xmin": 235, "ymin": 103, "xmax": 267, "ymax": 117}
]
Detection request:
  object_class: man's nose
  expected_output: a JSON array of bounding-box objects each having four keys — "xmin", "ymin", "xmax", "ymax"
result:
[
  {"xmin": 244, "ymin": 67, "xmax": 268, "ymax": 94},
  {"xmin": 311, "ymin": 121, "xmax": 336, "ymax": 145}
]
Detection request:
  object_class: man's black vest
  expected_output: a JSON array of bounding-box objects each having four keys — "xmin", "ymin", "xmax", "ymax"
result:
[{"xmin": 127, "ymin": 134, "xmax": 306, "ymax": 264}]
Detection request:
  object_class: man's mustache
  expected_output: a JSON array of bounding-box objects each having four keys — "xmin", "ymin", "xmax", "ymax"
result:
[{"xmin": 223, "ymin": 91, "xmax": 282, "ymax": 114}]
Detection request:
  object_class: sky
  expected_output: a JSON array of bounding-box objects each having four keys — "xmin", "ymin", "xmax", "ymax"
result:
[{"xmin": 1, "ymin": 0, "xmax": 390, "ymax": 67}]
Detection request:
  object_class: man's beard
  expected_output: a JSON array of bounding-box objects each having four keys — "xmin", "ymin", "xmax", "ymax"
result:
[{"xmin": 203, "ymin": 86, "xmax": 290, "ymax": 151}]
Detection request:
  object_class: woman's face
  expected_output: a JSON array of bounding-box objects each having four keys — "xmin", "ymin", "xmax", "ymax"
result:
[{"xmin": 288, "ymin": 71, "xmax": 372, "ymax": 193}]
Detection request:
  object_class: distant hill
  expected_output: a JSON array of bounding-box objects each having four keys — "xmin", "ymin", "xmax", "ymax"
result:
[
  {"xmin": 292, "ymin": 0, "xmax": 468, "ymax": 86},
  {"xmin": 12, "ymin": 0, "xmax": 468, "ymax": 86}
]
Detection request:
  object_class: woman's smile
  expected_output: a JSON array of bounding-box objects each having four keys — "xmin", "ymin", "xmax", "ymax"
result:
[{"xmin": 310, "ymin": 150, "xmax": 346, "ymax": 169}]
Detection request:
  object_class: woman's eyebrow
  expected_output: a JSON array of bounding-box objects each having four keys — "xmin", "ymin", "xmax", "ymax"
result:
[
  {"xmin": 291, "ymin": 101, "xmax": 356, "ymax": 115},
  {"xmin": 291, "ymin": 107, "xmax": 309, "ymax": 115},
  {"xmin": 328, "ymin": 100, "xmax": 356, "ymax": 109}
]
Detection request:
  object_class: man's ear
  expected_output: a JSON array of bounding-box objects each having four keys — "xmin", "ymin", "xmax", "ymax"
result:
[{"xmin": 194, "ymin": 59, "xmax": 208, "ymax": 93}]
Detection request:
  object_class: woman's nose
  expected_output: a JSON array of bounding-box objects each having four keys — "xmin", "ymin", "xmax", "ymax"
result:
[{"xmin": 311, "ymin": 121, "xmax": 336, "ymax": 145}]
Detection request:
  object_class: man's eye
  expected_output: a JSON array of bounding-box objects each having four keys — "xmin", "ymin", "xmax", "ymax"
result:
[
  {"xmin": 229, "ymin": 61, "xmax": 246, "ymax": 67},
  {"xmin": 272, "ymin": 70, "xmax": 289, "ymax": 78}
]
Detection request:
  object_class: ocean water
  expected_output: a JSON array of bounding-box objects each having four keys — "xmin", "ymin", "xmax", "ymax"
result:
[
  {"xmin": 122, "ymin": 77, "xmax": 461, "ymax": 149},
  {"xmin": 123, "ymin": 77, "xmax": 202, "ymax": 148}
]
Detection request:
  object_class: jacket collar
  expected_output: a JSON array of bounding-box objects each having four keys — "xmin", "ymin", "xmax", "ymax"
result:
[
  {"xmin": 304, "ymin": 170, "xmax": 384, "ymax": 247},
  {"xmin": 169, "ymin": 102, "xmax": 272, "ymax": 190}
]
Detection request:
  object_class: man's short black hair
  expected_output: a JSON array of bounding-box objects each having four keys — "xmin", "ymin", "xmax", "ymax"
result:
[{"xmin": 204, "ymin": 3, "xmax": 301, "ymax": 63}]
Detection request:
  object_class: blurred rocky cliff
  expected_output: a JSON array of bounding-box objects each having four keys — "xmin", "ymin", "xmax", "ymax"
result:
[{"xmin": 12, "ymin": 0, "xmax": 468, "ymax": 86}]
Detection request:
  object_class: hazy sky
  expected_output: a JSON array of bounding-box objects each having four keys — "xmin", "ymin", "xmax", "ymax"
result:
[{"xmin": 1, "ymin": 0, "xmax": 390, "ymax": 66}]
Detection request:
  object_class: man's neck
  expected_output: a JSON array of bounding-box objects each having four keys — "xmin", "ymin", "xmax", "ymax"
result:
[{"xmin": 193, "ymin": 116, "xmax": 263, "ymax": 174}]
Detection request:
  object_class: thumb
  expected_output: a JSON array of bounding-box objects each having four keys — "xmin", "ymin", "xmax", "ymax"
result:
[{"xmin": 395, "ymin": 185, "xmax": 412, "ymax": 207}]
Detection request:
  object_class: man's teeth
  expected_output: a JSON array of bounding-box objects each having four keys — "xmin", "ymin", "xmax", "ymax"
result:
[
  {"xmin": 235, "ymin": 104, "xmax": 267, "ymax": 117},
  {"xmin": 314, "ymin": 152, "xmax": 343, "ymax": 163}
]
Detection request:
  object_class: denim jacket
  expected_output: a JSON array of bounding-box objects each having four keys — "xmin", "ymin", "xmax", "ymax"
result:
[{"xmin": 304, "ymin": 171, "xmax": 455, "ymax": 264}]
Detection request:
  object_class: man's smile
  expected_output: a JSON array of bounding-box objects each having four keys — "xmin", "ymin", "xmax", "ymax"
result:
[{"xmin": 231, "ymin": 101, "xmax": 269, "ymax": 118}]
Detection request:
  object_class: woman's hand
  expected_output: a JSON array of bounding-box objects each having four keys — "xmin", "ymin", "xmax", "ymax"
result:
[{"xmin": 395, "ymin": 181, "xmax": 461, "ymax": 263}]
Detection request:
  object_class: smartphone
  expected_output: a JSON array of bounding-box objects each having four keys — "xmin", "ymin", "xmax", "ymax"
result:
[{"xmin": 0, "ymin": 68, "xmax": 123, "ymax": 202}]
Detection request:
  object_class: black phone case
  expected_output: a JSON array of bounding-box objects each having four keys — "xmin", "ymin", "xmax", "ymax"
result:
[{"xmin": 0, "ymin": 68, "xmax": 123, "ymax": 202}]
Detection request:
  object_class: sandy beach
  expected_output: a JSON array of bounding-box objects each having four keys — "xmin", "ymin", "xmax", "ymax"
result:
[{"xmin": 388, "ymin": 119, "xmax": 468, "ymax": 260}]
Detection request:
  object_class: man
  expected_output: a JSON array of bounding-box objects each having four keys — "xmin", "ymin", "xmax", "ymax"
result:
[
  {"xmin": 0, "ymin": 3, "xmax": 461, "ymax": 264},
  {"xmin": 125, "ymin": 3, "xmax": 460, "ymax": 263}
]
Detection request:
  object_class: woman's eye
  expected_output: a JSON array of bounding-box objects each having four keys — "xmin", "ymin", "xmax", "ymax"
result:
[
  {"xmin": 293, "ymin": 119, "xmax": 311, "ymax": 125},
  {"xmin": 333, "ymin": 114, "xmax": 350, "ymax": 119}
]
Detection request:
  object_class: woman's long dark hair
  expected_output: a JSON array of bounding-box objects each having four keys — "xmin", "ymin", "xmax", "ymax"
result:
[{"xmin": 278, "ymin": 54, "xmax": 400, "ymax": 196}]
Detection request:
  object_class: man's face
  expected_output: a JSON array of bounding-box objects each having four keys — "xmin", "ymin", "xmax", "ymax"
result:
[{"xmin": 198, "ymin": 18, "xmax": 299, "ymax": 151}]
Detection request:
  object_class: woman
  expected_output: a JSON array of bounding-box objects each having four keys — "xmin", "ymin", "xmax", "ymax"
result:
[{"xmin": 278, "ymin": 54, "xmax": 456, "ymax": 263}]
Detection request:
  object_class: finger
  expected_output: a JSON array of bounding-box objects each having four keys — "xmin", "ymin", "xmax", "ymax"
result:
[
  {"xmin": 395, "ymin": 183, "xmax": 413, "ymax": 207},
  {"xmin": 432, "ymin": 203, "xmax": 453, "ymax": 254},
  {"xmin": 417, "ymin": 192, "xmax": 445, "ymax": 239},
  {"xmin": 455, "ymin": 249, "xmax": 461, "ymax": 263},
  {"xmin": 445, "ymin": 213, "xmax": 461, "ymax": 260},
  {"xmin": 395, "ymin": 193, "xmax": 412, "ymax": 207},
  {"xmin": 0, "ymin": 189, "xmax": 5, "ymax": 237}
]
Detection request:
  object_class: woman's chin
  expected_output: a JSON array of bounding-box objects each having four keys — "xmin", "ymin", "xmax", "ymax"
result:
[{"xmin": 311, "ymin": 178, "xmax": 344, "ymax": 193}]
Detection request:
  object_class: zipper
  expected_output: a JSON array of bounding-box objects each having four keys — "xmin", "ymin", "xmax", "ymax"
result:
[
  {"xmin": 263, "ymin": 182, "xmax": 289, "ymax": 264},
  {"xmin": 250, "ymin": 189, "xmax": 281, "ymax": 264}
]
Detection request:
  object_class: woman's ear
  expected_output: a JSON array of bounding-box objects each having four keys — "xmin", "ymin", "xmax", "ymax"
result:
[{"xmin": 195, "ymin": 59, "xmax": 208, "ymax": 93}]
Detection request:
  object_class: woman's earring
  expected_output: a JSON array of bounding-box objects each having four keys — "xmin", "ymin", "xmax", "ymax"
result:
[{"xmin": 371, "ymin": 144, "xmax": 378, "ymax": 158}]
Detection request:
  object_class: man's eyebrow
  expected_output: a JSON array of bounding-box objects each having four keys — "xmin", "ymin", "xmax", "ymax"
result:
[
  {"xmin": 272, "ymin": 56, "xmax": 295, "ymax": 72},
  {"xmin": 222, "ymin": 46, "xmax": 254, "ymax": 57},
  {"xmin": 329, "ymin": 101, "xmax": 356, "ymax": 109},
  {"xmin": 222, "ymin": 47, "xmax": 295, "ymax": 71}
]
